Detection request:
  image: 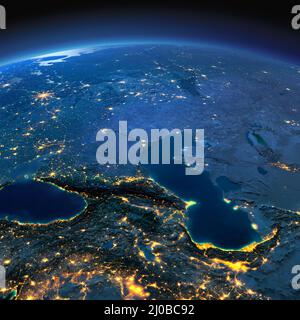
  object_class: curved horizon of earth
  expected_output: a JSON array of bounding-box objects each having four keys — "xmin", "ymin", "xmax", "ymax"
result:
[{"xmin": 0, "ymin": 43, "xmax": 299, "ymax": 300}]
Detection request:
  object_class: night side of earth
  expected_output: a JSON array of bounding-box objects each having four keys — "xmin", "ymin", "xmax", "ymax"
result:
[{"xmin": 0, "ymin": 44, "xmax": 299, "ymax": 300}]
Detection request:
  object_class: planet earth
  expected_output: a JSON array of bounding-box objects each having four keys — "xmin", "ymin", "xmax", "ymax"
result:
[{"xmin": 0, "ymin": 43, "xmax": 299, "ymax": 300}]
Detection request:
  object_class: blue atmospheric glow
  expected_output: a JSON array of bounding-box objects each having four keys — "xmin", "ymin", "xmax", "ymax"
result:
[{"xmin": 0, "ymin": 38, "xmax": 296, "ymax": 68}]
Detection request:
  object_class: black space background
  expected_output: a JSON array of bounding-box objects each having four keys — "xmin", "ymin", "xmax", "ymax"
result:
[
  {"xmin": 0, "ymin": 0, "xmax": 299, "ymax": 62},
  {"xmin": 1, "ymin": 0, "xmax": 298, "ymax": 27}
]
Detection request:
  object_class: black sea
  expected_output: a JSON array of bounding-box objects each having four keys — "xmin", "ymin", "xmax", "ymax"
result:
[{"xmin": 0, "ymin": 180, "xmax": 86, "ymax": 224}]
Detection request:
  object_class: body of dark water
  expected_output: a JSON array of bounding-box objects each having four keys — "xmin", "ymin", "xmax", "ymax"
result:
[
  {"xmin": 146, "ymin": 164, "xmax": 260, "ymax": 249},
  {"xmin": 0, "ymin": 181, "xmax": 86, "ymax": 224}
]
